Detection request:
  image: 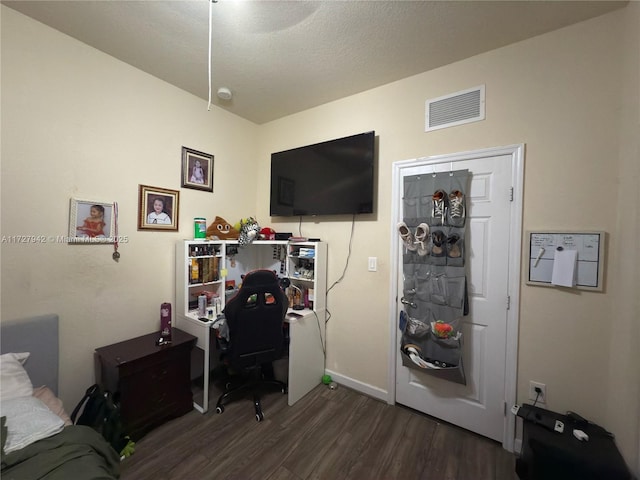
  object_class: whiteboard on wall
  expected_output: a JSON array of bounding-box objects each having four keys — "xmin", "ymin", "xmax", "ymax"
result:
[{"xmin": 526, "ymin": 231, "xmax": 606, "ymax": 292}]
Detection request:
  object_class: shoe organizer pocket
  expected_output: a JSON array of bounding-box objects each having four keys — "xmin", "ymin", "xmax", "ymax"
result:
[
  {"xmin": 402, "ymin": 262, "xmax": 417, "ymax": 296},
  {"xmin": 423, "ymin": 335, "xmax": 462, "ymax": 368},
  {"xmin": 446, "ymin": 276, "xmax": 466, "ymax": 309},
  {"xmin": 430, "ymin": 190, "xmax": 447, "ymax": 226},
  {"xmin": 430, "ymin": 316, "xmax": 462, "ymax": 342},
  {"xmin": 403, "ymin": 174, "xmax": 434, "ymax": 221},
  {"xmin": 429, "ymin": 230, "xmax": 447, "ymax": 266},
  {"xmin": 429, "ymin": 273, "xmax": 448, "ymax": 305},
  {"xmin": 403, "ymin": 251, "xmax": 419, "ymax": 266},
  {"xmin": 403, "ymin": 197, "xmax": 419, "ymax": 221},
  {"xmin": 446, "ymin": 232, "xmax": 464, "ymax": 267},
  {"xmin": 445, "ymin": 177, "xmax": 467, "ymax": 228},
  {"xmin": 414, "ymin": 264, "xmax": 431, "ymax": 302},
  {"xmin": 412, "ymin": 299, "xmax": 435, "ymax": 319},
  {"xmin": 404, "ymin": 316, "xmax": 430, "ymax": 339}
]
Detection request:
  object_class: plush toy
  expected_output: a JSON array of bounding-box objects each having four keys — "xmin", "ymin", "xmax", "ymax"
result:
[
  {"xmin": 238, "ymin": 217, "xmax": 261, "ymax": 246},
  {"xmin": 260, "ymin": 227, "xmax": 276, "ymax": 240},
  {"xmin": 206, "ymin": 216, "xmax": 239, "ymax": 240}
]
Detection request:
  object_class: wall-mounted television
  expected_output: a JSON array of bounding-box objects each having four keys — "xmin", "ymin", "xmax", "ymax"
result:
[{"xmin": 269, "ymin": 131, "xmax": 375, "ymax": 217}]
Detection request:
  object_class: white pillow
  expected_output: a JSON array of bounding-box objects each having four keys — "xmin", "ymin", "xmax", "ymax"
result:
[
  {"xmin": 1, "ymin": 395, "xmax": 65, "ymax": 453},
  {"xmin": 0, "ymin": 352, "xmax": 34, "ymax": 400}
]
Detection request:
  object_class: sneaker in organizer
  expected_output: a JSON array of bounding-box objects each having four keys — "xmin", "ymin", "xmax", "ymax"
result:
[
  {"xmin": 447, "ymin": 190, "xmax": 465, "ymax": 227},
  {"xmin": 397, "ymin": 222, "xmax": 417, "ymax": 251},
  {"xmin": 431, "ymin": 190, "xmax": 447, "ymax": 226}
]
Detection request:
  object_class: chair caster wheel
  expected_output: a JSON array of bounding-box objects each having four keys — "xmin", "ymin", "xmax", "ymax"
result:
[
  {"xmin": 255, "ymin": 412, "xmax": 264, "ymax": 422},
  {"xmin": 216, "ymin": 405, "xmax": 224, "ymax": 414}
]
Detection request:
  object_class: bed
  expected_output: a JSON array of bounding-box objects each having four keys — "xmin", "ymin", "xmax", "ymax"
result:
[{"xmin": 1, "ymin": 314, "xmax": 120, "ymax": 479}]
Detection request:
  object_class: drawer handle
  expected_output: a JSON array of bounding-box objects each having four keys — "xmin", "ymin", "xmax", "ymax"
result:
[{"xmin": 151, "ymin": 369, "xmax": 168, "ymax": 380}]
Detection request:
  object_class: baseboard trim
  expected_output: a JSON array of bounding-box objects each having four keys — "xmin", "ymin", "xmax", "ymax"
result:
[{"xmin": 324, "ymin": 369, "xmax": 389, "ymax": 403}]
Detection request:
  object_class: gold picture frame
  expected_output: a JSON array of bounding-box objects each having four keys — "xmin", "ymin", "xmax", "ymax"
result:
[{"xmin": 138, "ymin": 185, "xmax": 179, "ymax": 231}]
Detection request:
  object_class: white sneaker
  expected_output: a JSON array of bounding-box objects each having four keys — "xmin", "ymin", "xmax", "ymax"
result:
[
  {"xmin": 431, "ymin": 190, "xmax": 447, "ymax": 226},
  {"xmin": 414, "ymin": 223, "xmax": 430, "ymax": 256},
  {"xmin": 397, "ymin": 222, "xmax": 417, "ymax": 251},
  {"xmin": 447, "ymin": 190, "xmax": 465, "ymax": 226}
]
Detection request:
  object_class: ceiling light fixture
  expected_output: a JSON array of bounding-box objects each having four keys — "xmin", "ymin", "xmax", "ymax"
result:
[{"xmin": 217, "ymin": 87, "xmax": 232, "ymax": 101}]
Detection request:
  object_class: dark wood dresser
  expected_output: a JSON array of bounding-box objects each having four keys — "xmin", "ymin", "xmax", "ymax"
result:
[{"xmin": 95, "ymin": 328, "xmax": 196, "ymax": 440}]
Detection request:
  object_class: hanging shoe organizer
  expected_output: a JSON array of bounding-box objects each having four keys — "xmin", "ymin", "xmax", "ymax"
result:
[{"xmin": 398, "ymin": 169, "xmax": 469, "ymax": 385}]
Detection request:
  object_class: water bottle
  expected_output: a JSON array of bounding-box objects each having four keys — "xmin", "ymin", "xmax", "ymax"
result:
[{"xmin": 198, "ymin": 294, "xmax": 207, "ymax": 318}]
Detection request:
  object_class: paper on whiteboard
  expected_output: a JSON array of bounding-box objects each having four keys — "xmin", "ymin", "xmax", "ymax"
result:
[{"xmin": 551, "ymin": 249, "xmax": 577, "ymax": 287}]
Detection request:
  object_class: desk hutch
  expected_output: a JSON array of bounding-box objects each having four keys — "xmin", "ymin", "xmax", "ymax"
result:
[{"xmin": 175, "ymin": 239, "xmax": 327, "ymax": 413}]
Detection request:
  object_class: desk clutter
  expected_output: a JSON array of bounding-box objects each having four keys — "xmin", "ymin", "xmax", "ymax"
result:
[
  {"xmin": 175, "ymin": 239, "xmax": 327, "ymax": 413},
  {"xmin": 514, "ymin": 403, "xmax": 631, "ymax": 480}
]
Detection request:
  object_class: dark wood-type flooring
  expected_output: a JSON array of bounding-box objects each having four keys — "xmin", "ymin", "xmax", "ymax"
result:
[{"xmin": 120, "ymin": 382, "xmax": 517, "ymax": 480}]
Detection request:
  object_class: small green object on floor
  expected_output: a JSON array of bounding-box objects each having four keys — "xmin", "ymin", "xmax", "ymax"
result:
[
  {"xmin": 322, "ymin": 374, "xmax": 332, "ymax": 385},
  {"xmin": 119, "ymin": 438, "xmax": 136, "ymax": 459}
]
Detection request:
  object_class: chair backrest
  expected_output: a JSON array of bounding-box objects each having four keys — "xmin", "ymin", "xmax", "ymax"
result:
[{"xmin": 224, "ymin": 270, "xmax": 288, "ymax": 369}]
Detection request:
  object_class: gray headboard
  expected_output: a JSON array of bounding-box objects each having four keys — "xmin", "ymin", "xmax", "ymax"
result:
[{"xmin": 0, "ymin": 314, "xmax": 59, "ymax": 395}]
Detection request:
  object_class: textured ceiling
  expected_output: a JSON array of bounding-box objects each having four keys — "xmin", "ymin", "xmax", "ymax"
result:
[{"xmin": 3, "ymin": 0, "xmax": 627, "ymax": 124}]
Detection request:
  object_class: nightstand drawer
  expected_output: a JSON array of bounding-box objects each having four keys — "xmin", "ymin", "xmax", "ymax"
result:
[{"xmin": 95, "ymin": 329, "xmax": 196, "ymax": 440}]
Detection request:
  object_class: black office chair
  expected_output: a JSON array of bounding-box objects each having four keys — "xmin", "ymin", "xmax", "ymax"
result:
[{"xmin": 215, "ymin": 269, "xmax": 288, "ymax": 421}]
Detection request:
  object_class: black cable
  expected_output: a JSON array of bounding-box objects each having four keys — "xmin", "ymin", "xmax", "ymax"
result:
[{"xmin": 532, "ymin": 390, "xmax": 541, "ymax": 407}]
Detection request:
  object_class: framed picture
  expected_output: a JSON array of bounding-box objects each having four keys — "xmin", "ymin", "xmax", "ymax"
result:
[
  {"xmin": 69, "ymin": 198, "xmax": 115, "ymax": 243},
  {"xmin": 138, "ymin": 185, "xmax": 179, "ymax": 231},
  {"xmin": 181, "ymin": 146, "xmax": 214, "ymax": 192}
]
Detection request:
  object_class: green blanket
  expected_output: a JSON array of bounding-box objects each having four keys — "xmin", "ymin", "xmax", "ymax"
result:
[{"xmin": 1, "ymin": 425, "xmax": 120, "ymax": 480}]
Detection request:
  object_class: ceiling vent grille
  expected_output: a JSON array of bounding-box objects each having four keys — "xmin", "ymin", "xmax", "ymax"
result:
[{"xmin": 425, "ymin": 85, "xmax": 485, "ymax": 132}]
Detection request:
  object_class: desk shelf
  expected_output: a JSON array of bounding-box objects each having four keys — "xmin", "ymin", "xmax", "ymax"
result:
[{"xmin": 175, "ymin": 239, "xmax": 327, "ymax": 413}]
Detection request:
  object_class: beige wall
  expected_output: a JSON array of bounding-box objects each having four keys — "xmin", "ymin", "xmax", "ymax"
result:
[
  {"xmin": 2, "ymin": 3, "xmax": 638, "ymax": 471},
  {"xmin": 1, "ymin": 6, "xmax": 259, "ymax": 411},
  {"xmin": 257, "ymin": 4, "xmax": 639, "ymax": 468},
  {"xmin": 605, "ymin": 1, "xmax": 640, "ymax": 469}
]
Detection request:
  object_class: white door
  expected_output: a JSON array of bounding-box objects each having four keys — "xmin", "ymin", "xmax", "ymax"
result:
[{"xmin": 391, "ymin": 146, "xmax": 523, "ymax": 447}]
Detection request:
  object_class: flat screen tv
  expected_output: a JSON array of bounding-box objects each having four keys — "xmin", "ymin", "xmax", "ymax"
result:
[{"xmin": 270, "ymin": 131, "xmax": 375, "ymax": 217}]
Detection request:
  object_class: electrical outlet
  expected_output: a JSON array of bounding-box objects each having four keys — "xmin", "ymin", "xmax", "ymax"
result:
[{"xmin": 529, "ymin": 381, "xmax": 546, "ymax": 403}]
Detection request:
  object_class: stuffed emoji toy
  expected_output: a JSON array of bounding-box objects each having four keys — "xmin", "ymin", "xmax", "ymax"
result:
[{"xmin": 206, "ymin": 216, "xmax": 239, "ymax": 240}]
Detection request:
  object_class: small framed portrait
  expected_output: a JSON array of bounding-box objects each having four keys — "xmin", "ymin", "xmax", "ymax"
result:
[
  {"xmin": 69, "ymin": 198, "xmax": 115, "ymax": 243},
  {"xmin": 138, "ymin": 185, "xmax": 179, "ymax": 231},
  {"xmin": 181, "ymin": 146, "xmax": 214, "ymax": 192}
]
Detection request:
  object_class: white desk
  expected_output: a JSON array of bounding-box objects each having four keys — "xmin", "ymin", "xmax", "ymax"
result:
[{"xmin": 177, "ymin": 307, "xmax": 325, "ymax": 413}]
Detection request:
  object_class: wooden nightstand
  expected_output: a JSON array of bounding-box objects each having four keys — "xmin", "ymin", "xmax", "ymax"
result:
[{"xmin": 95, "ymin": 328, "xmax": 196, "ymax": 440}]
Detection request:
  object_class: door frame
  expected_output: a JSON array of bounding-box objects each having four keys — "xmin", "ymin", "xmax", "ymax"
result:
[{"xmin": 387, "ymin": 144, "xmax": 525, "ymax": 452}]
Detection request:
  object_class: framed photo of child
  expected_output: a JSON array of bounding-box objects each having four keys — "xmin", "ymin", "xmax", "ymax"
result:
[
  {"xmin": 138, "ymin": 185, "xmax": 180, "ymax": 231},
  {"xmin": 181, "ymin": 146, "xmax": 214, "ymax": 192},
  {"xmin": 69, "ymin": 198, "xmax": 116, "ymax": 243}
]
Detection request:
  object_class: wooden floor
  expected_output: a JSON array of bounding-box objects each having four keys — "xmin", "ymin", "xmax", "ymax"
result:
[{"xmin": 120, "ymin": 383, "xmax": 517, "ymax": 480}]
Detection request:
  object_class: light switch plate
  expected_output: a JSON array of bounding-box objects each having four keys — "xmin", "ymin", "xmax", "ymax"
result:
[{"xmin": 368, "ymin": 257, "xmax": 377, "ymax": 272}]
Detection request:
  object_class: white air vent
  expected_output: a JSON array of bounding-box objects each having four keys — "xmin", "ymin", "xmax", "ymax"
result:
[{"xmin": 425, "ymin": 85, "xmax": 485, "ymax": 132}]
